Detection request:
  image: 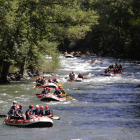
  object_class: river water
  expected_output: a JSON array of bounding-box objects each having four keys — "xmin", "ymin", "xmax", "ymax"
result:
[{"xmin": 0, "ymin": 55, "xmax": 140, "ymax": 140}]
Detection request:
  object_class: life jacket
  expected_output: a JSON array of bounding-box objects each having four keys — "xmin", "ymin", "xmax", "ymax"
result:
[
  {"xmin": 39, "ymin": 110, "xmax": 45, "ymax": 116},
  {"xmin": 38, "ymin": 79, "xmax": 42, "ymax": 83},
  {"xmin": 17, "ymin": 108, "xmax": 23, "ymax": 116},
  {"xmin": 26, "ymin": 108, "xmax": 33, "ymax": 115},
  {"xmin": 45, "ymin": 110, "xmax": 51, "ymax": 115},
  {"xmin": 33, "ymin": 109, "xmax": 40, "ymax": 115}
]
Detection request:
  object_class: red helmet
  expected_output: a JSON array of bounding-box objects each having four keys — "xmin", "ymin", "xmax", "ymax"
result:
[
  {"xmin": 70, "ymin": 73, "xmax": 72, "ymax": 75},
  {"xmin": 40, "ymin": 106, "xmax": 44, "ymax": 110},
  {"xmin": 46, "ymin": 87, "xmax": 49, "ymax": 89},
  {"xmin": 29, "ymin": 105, "xmax": 34, "ymax": 109},
  {"xmin": 20, "ymin": 104, "xmax": 23, "ymax": 107},
  {"xmin": 44, "ymin": 88, "xmax": 46, "ymax": 90},
  {"xmin": 36, "ymin": 78, "xmax": 39, "ymax": 80},
  {"xmin": 45, "ymin": 106, "xmax": 49, "ymax": 109},
  {"xmin": 79, "ymin": 73, "xmax": 82, "ymax": 75},
  {"xmin": 54, "ymin": 78, "xmax": 57, "ymax": 81}
]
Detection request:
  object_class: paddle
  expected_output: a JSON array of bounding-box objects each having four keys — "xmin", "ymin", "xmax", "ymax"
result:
[
  {"xmin": 33, "ymin": 84, "xmax": 36, "ymax": 88},
  {"xmin": 0, "ymin": 115, "xmax": 6, "ymax": 118},
  {"xmin": 57, "ymin": 84, "xmax": 63, "ymax": 88},
  {"xmin": 51, "ymin": 116, "xmax": 60, "ymax": 120},
  {"xmin": 61, "ymin": 94, "xmax": 73, "ymax": 100},
  {"xmin": 36, "ymin": 94, "xmax": 44, "ymax": 99}
]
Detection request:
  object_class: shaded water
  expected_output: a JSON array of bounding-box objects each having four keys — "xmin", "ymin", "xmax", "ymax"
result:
[{"xmin": 0, "ymin": 55, "xmax": 140, "ymax": 140}]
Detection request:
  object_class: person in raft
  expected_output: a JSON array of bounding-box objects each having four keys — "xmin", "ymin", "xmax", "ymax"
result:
[
  {"xmin": 52, "ymin": 78, "xmax": 58, "ymax": 85},
  {"xmin": 45, "ymin": 106, "xmax": 53, "ymax": 118},
  {"xmin": 58, "ymin": 85, "xmax": 66, "ymax": 95},
  {"xmin": 78, "ymin": 73, "xmax": 83, "ymax": 78},
  {"xmin": 25, "ymin": 105, "xmax": 34, "ymax": 120},
  {"xmin": 33, "ymin": 105, "xmax": 40, "ymax": 116},
  {"xmin": 8, "ymin": 104, "xmax": 18, "ymax": 118},
  {"xmin": 48, "ymin": 78, "xmax": 52, "ymax": 83},
  {"xmin": 17, "ymin": 104, "xmax": 24, "ymax": 119},
  {"xmin": 69, "ymin": 71, "xmax": 75, "ymax": 80},
  {"xmin": 54, "ymin": 87, "xmax": 62, "ymax": 97},
  {"xmin": 39, "ymin": 106, "xmax": 45, "ymax": 116}
]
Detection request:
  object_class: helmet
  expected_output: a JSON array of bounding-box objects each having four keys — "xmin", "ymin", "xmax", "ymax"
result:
[
  {"xmin": 36, "ymin": 78, "xmax": 39, "ymax": 80},
  {"xmin": 44, "ymin": 88, "xmax": 46, "ymax": 90},
  {"xmin": 45, "ymin": 106, "xmax": 49, "ymax": 109},
  {"xmin": 70, "ymin": 73, "xmax": 72, "ymax": 75},
  {"xmin": 35, "ymin": 105, "xmax": 39, "ymax": 109},
  {"xmin": 13, "ymin": 101, "xmax": 17, "ymax": 104},
  {"xmin": 40, "ymin": 106, "xmax": 44, "ymax": 110},
  {"xmin": 49, "ymin": 78, "xmax": 51, "ymax": 81},
  {"xmin": 79, "ymin": 73, "xmax": 82, "ymax": 75},
  {"xmin": 46, "ymin": 87, "xmax": 49, "ymax": 89},
  {"xmin": 20, "ymin": 104, "xmax": 23, "ymax": 107},
  {"xmin": 29, "ymin": 105, "xmax": 34, "ymax": 109},
  {"xmin": 48, "ymin": 88, "xmax": 51, "ymax": 90},
  {"xmin": 54, "ymin": 78, "xmax": 57, "ymax": 81}
]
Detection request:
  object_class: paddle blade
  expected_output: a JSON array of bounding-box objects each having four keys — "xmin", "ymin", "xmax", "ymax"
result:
[
  {"xmin": 51, "ymin": 116, "xmax": 60, "ymax": 120},
  {"xmin": 65, "ymin": 76, "xmax": 68, "ymax": 79},
  {"xmin": 83, "ymin": 78, "xmax": 88, "ymax": 79},
  {"xmin": 57, "ymin": 84, "xmax": 63, "ymax": 88},
  {"xmin": 67, "ymin": 96, "xmax": 73, "ymax": 99},
  {"xmin": 61, "ymin": 94, "xmax": 66, "ymax": 97},
  {"xmin": 33, "ymin": 84, "xmax": 36, "ymax": 88},
  {"xmin": 0, "ymin": 115, "xmax": 6, "ymax": 118}
]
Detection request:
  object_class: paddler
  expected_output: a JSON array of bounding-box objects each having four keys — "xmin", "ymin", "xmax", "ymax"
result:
[
  {"xmin": 58, "ymin": 85, "xmax": 66, "ymax": 95},
  {"xmin": 45, "ymin": 106, "xmax": 53, "ymax": 118},
  {"xmin": 25, "ymin": 105, "xmax": 34, "ymax": 120},
  {"xmin": 48, "ymin": 78, "xmax": 52, "ymax": 83},
  {"xmin": 78, "ymin": 73, "xmax": 83, "ymax": 78},
  {"xmin": 53, "ymin": 87, "xmax": 62, "ymax": 97},
  {"xmin": 33, "ymin": 105, "xmax": 40, "ymax": 116},
  {"xmin": 8, "ymin": 104, "xmax": 18, "ymax": 118},
  {"xmin": 52, "ymin": 78, "xmax": 58, "ymax": 85},
  {"xmin": 39, "ymin": 106, "xmax": 45, "ymax": 116},
  {"xmin": 69, "ymin": 71, "xmax": 75, "ymax": 80},
  {"xmin": 17, "ymin": 104, "xmax": 24, "ymax": 119}
]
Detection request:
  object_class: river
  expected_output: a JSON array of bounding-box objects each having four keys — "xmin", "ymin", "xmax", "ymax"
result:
[{"xmin": 0, "ymin": 55, "xmax": 140, "ymax": 140}]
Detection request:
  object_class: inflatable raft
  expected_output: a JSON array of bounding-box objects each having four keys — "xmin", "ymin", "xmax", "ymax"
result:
[
  {"xmin": 68, "ymin": 78, "xmax": 84, "ymax": 82},
  {"xmin": 36, "ymin": 94, "xmax": 66, "ymax": 102},
  {"xmin": 64, "ymin": 54, "xmax": 74, "ymax": 58},
  {"xmin": 4, "ymin": 116, "xmax": 53, "ymax": 127},
  {"xmin": 42, "ymin": 83, "xmax": 57, "ymax": 88},
  {"xmin": 104, "ymin": 72, "xmax": 124, "ymax": 76}
]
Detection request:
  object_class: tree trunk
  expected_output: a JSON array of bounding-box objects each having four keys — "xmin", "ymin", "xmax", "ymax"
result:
[
  {"xmin": 1, "ymin": 61, "xmax": 11, "ymax": 83},
  {"xmin": 19, "ymin": 56, "xmax": 27, "ymax": 78}
]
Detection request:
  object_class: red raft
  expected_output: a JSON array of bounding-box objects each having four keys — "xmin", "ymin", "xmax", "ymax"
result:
[
  {"xmin": 68, "ymin": 78, "xmax": 84, "ymax": 82},
  {"xmin": 36, "ymin": 94, "xmax": 66, "ymax": 102},
  {"xmin": 4, "ymin": 116, "xmax": 53, "ymax": 127},
  {"xmin": 104, "ymin": 72, "xmax": 124, "ymax": 76}
]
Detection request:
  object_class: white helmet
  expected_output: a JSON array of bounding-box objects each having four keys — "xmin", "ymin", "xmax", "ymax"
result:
[
  {"xmin": 36, "ymin": 105, "xmax": 39, "ymax": 109},
  {"xmin": 13, "ymin": 101, "xmax": 17, "ymax": 104}
]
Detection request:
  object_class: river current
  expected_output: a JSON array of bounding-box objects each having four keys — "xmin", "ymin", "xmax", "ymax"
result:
[{"xmin": 0, "ymin": 55, "xmax": 140, "ymax": 140}]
